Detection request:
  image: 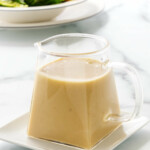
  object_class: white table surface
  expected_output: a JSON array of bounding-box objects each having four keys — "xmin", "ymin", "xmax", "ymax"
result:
[{"xmin": 0, "ymin": 0, "xmax": 150, "ymax": 149}]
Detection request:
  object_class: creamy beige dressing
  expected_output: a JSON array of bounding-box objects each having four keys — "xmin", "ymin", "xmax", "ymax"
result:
[{"xmin": 28, "ymin": 58, "xmax": 121, "ymax": 149}]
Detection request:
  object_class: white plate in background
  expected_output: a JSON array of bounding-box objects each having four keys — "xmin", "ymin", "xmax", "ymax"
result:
[
  {"xmin": 0, "ymin": 113, "xmax": 149, "ymax": 150},
  {"xmin": 0, "ymin": 0, "xmax": 104, "ymax": 29},
  {"xmin": 0, "ymin": 0, "xmax": 86, "ymax": 23}
]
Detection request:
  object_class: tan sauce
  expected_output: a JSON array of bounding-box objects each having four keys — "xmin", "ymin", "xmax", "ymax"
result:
[{"xmin": 28, "ymin": 58, "xmax": 121, "ymax": 149}]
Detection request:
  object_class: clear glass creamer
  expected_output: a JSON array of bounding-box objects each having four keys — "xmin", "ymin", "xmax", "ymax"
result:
[{"xmin": 28, "ymin": 33, "xmax": 143, "ymax": 149}]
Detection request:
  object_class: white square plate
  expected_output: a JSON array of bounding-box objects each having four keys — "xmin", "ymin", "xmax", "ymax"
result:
[{"xmin": 0, "ymin": 113, "xmax": 149, "ymax": 150}]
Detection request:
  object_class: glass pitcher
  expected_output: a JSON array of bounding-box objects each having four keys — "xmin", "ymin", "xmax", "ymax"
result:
[{"xmin": 28, "ymin": 33, "xmax": 143, "ymax": 149}]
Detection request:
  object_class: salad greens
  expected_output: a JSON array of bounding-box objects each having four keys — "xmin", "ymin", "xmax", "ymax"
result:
[
  {"xmin": 0, "ymin": 0, "xmax": 68, "ymax": 7},
  {"xmin": 0, "ymin": 0, "xmax": 27, "ymax": 7},
  {"xmin": 25, "ymin": 0, "xmax": 64, "ymax": 6}
]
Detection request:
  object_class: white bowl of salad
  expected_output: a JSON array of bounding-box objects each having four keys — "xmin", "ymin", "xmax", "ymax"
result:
[{"xmin": 0, "ymin": 0, "xmax": 86, "ymax": 23}]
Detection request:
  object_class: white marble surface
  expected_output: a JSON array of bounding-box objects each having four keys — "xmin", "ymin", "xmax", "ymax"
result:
[{"xmin": 0, "ymin": 0, "xmax": 150, "ymax": 149}]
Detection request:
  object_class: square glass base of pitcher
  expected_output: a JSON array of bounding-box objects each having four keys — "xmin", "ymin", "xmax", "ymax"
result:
[{"xmin": 28, "ymin": 123, "xmax": 122, "ymax": 150}]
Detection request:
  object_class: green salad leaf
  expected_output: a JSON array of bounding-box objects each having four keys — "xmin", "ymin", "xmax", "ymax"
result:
[
  {"xmin": 0, "ymin": 0, "xmax": 67, "ymax": 7},
  {"xmin": 0, "ymin": 0, "xmax": 27, "ymax": 7},
  {"xmin": 25, "ymin": 0, "xmax": 64, "ymax": 6},
  {"xmin": 14, "ymin": 0, "xmax": 26, "ymax": 4}
]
